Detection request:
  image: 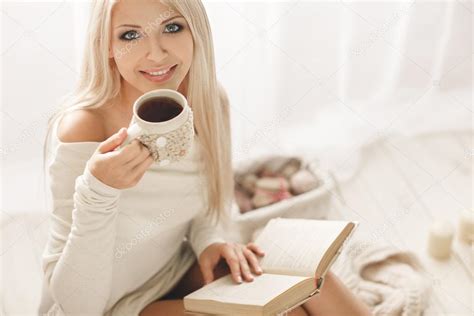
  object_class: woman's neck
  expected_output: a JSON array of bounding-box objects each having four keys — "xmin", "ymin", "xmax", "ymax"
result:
[{"xmin": 119, "ymin": 78, "xmax": 142, "ymax": 113}]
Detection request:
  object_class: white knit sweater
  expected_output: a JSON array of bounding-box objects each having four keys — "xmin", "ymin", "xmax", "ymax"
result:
[{"xmin": 38, "ymin": 117, "xmax": 225, "ymax": 315}]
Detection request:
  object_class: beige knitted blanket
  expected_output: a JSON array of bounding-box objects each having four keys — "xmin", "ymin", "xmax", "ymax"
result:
[{"xmin": 332, "ymin": 239, "xmax": 431, "ymax": 316}]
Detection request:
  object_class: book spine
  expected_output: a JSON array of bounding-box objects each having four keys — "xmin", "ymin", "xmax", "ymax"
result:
[
  {"xmin": 278, "ymin": 294, "xmax": 316, "ymax": 316},
  {"xmin": 316, "ymin": 276, "xmax": 324, "ymax": 290},
  {"xmin": 279, "ymin": 277, "xmax": 324, "ymax": 316}
]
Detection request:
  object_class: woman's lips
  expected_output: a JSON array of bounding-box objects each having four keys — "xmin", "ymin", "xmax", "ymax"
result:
[{"xmin": 140, "ymin": 64, "xmax": 177, "ymax": 83}]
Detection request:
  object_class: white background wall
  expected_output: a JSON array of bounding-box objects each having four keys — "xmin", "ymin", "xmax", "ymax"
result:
[{"xmin": 1, "ymin": 0, "xmax": 472, "ymax": 215}]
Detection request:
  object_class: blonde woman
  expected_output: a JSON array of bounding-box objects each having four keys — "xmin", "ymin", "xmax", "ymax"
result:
[{"xmin": 39, "ymin": 0, "xmax": 371, "ymax": 315}]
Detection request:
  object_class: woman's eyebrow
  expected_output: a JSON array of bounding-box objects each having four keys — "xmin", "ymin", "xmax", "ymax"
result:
[
  {"xmin": 116, "ymin": 15, "xmax": 183, "ymax": 28},
  {"xmin": 161, "ymin": 15, "xmax": 183, "ymax": 24}
]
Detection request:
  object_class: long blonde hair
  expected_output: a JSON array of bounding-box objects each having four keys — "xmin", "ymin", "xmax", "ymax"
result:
[{"xmin": 43, "ymin": 0, "xmax": 233, "ymax": 224}]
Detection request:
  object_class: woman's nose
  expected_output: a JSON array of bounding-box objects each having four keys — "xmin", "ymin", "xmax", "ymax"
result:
[{"xmin": 146, "ymin": 37, "xmax": 168, "ymax": 62}]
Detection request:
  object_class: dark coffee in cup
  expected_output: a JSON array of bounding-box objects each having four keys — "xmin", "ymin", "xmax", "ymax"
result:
[
  {"xmin": 137, "ymin": 96, "xmax": 183, "ymax": 123},
  {"xmin": 120, "ymin": 89, "xmax": 193, "ymax": 166}
]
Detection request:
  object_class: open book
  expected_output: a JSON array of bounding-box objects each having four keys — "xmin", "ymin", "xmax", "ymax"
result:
[{"xmin": 184, "ymin": 217, "xmax": 357, "ymax": 316}]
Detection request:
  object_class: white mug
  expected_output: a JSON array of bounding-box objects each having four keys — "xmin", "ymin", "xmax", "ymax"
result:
[{"xmin": 119, "ymin": 89, "xmax": 194, "ymax": 166}]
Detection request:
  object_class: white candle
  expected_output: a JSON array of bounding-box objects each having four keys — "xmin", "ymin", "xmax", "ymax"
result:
[
  {"xmin": 428, "ymin": 220, "xmax": 454, "ymax": 260},
  {"xmin": 458, "ymin": 211, "xmax": 474, "ymax": 243}
]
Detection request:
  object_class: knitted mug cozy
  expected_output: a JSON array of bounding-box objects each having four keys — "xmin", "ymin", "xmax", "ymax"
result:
[{"xmin": 137, "ymin": 109, "xmax": 194, "ymax": 166}]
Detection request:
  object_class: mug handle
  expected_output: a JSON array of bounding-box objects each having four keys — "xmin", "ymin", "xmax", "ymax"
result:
[{"xmin": 118, "ymin": 123, "xmax": 142, "ymax": 149}]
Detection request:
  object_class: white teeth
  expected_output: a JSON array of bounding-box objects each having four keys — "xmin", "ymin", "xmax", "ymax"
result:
[{"xmin": 146, "ymin": 67, "xmax": 172, "ymax": 76}]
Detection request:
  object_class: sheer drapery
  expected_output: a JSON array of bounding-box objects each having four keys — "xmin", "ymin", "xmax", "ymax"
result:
[{"xmin": 206, "ymin": 1, "xmax": 472, "ymax": 162}]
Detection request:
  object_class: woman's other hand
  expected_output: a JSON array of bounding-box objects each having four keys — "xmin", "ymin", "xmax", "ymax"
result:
[{"xmin": 198, "ymin": 241, "xmax": 266, "ymax": 285}]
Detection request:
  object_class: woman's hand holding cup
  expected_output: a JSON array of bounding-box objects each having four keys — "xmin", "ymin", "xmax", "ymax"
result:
[
  {"xmin": 86, "ymin": 128, "xmax": 154, "ymax": 190},
  {"xmin": 85, "ymin": 89, "xmax": 193, "ymax": 190}
]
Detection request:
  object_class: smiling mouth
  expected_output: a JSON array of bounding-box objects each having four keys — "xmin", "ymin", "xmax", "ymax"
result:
[
  {"xmin": 139, "ymin": 65, "xmax": 178, "ymax": 83},
  {"xmin": 140, "ymin": 64, "xmax": 177, "ymax": 76}
]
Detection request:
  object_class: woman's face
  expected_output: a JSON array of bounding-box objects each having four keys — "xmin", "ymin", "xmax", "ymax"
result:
[{"xmin": 110, "ymin": 0, "xmax": 193, "ymax": 95}]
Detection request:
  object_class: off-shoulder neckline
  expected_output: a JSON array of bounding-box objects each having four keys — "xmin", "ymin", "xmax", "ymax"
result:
[{"xmin": 52, "ymin": 114, "xmax": 199, "ymax": 147}]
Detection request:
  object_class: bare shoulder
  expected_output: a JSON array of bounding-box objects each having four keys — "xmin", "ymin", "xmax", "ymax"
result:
[{"xmin": 57, "ymin": 108, "xmax": 106, "ymax": 143}]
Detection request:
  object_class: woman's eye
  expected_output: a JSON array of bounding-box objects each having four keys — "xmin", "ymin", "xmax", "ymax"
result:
[
  {"xmin": 120, "ymin": 30, "xmax": 141, "ymax": 41},
  {"xmin": 164, "ymin": 23, "xmax": 182, "ymax": 33}
]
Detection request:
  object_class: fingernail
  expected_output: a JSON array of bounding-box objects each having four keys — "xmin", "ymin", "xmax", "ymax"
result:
[
  {"xmin": 257, "ymin": 267, "xmax": 262, "ymax": 273},
  {"xmin": 237, "ymin": 276, "xmax": 242, "ymax": 283}
]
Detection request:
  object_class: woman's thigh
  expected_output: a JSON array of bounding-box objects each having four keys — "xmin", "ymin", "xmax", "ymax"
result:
[
  {"xmin": 139, "ymin": 299, "xmax": 186, "ymax": 316},
  {"xmin": 301, "ymin": 272, "xmax": 371, "ymax": 316}
]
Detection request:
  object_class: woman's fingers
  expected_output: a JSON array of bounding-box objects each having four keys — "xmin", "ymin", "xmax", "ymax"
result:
[
  {"xmin": 221, "ymin": 244, "xmax": 243, "ymax": 284},
  {"xmin": 96, "ymin": 128, "xmax": 127, "ymax": 154},
  {"xmin": 220, "ymin": 242, "xmax": 265, "ymax": 284},
  {"xmin": 110, "ymin": 139, "xmax": 143, "ymax": 164},
  {"xmin": 243, "ymin": 247, "xmax": 263, "ymax": 275},
  {"xmin": 234, "ymin": 246, "xmax": 254, "ymax": 282},
  {"xmin": 127, "ymin": 143, "xmax": 152, "ymax": 169},
  {"xmin": 131, "ymin": 155, "xmax": 154, "ymax": 180},
  {"xmin": 246, "ymin": 242, "xmax": 265, "ymax": 257},
  {"xmin": 199, "ymin": 256, "xmax": 216, "ymax": 285}
]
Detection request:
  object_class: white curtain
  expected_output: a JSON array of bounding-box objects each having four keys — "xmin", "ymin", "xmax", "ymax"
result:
[{"xmin": 204, "ymin": 0, "xmax": 472, "ymax": 163}]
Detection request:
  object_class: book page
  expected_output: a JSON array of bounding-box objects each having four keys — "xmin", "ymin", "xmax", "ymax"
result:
[
  {"xmin": 184, "ymin": 273, "xmax": 308, "ymax": 306},
  {"xmin": 254, "ymin": 218, "xmax": 350, "ymax": 276}
]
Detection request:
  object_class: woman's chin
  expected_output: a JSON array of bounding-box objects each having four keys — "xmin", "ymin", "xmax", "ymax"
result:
[{"xmin": 140, "ymin": 83, "xmax": 178, "ymax": 93}]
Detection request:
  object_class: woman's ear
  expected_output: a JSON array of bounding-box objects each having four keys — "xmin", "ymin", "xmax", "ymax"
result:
[{"xmin": 108, "ymin": 47, "xmax": 114, "ymax": 58}]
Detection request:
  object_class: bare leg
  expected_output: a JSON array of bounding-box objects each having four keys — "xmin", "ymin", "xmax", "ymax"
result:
[
  {"xmin": 140, "ymin": 299, "xmax": 186, "ymax": 316},
  {"xmin": 301, "ymin": 271, "xmax": 372, "ymax": 316}
]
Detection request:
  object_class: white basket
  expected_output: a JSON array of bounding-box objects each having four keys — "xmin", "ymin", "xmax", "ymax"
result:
[{"xmin": 230, "ymin": 157, "xmax": 335, "ymax": 243}]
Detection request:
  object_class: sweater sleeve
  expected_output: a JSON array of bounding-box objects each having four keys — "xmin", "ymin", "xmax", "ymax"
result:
[
  {"xmin": 41, "ymin": 142, "xmax": 121, "ymax": 315},
  {"xmin": 187, "ymin": 209, "xmax": 226, "ymax": 259}
]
